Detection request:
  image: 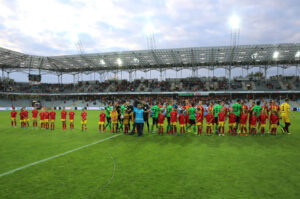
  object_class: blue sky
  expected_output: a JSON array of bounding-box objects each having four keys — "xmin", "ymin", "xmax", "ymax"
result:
[{"xmin": 0, "ymin": 0, "xmax": 299, "ymax": 82}]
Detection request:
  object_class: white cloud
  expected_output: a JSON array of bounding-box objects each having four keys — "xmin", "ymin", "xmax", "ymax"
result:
[{"xmin": 0, "ymin": 0, "xmax": 299, "ymax": 55}]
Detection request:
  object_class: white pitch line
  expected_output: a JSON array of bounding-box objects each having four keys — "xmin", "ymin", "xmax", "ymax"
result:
[{"xmin": 0, "ymin": 134, "xmax": 121, "ymax": 178}]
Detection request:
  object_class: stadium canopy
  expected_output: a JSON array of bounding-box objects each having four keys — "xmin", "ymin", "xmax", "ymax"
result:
[{"xmin": 0, "ymin": 43, "xmax": 300, "ymax": 73}]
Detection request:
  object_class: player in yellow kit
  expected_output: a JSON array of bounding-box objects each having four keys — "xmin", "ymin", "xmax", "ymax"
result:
[{"xmin": 280, "ymin": 98, "xmax": 294, "ymax": 134}]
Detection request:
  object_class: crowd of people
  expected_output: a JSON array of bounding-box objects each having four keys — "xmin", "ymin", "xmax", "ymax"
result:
[
  {"xmin": 2, "ymin": 75, "xmax": 298, "ymax": 93},
  {"xmin": 10, "ymin": 98, "xmax": 294, "ymax": 137}
]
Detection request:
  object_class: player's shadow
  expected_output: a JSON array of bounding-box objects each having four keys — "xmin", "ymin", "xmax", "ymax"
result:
[{"xmin": 115, "ymin": 130, "xmax": 291, "ymax": 149}]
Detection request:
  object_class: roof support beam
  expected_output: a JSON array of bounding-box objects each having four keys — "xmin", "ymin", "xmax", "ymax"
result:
[
  {"xmin": 151, "ymin": 50, "xmax": 161, "ymax": 66},
  {"xmin": 171, "ymin": 50, "xmax": 181, "ymax": 65}
]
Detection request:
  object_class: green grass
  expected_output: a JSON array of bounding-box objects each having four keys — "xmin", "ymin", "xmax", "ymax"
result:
[{"xmin": 0, "ymin": 110, "xmax": 299, "ymax": 199}]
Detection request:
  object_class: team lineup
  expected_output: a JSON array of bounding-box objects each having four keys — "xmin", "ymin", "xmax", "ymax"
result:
[{"xmin": 10, "ymin": 98, "xmax": 294, "ymax": 136}]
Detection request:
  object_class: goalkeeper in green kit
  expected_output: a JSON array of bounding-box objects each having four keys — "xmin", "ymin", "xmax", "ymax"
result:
[
  {"xmin": 105, "ymin": 102, "xmax": 113, "ymax": 132},
  {"xmin": 213, "ymin": 101, "xmax": 222, "ymax": 135},
  {"xmin": 166, "ymin": 102, "xmax": 173, "ymax": 134},
  {"xmin": 232, "ymin": 99, "xmax": 242, "ymax": 134},
  {"xmin": 151, "ymin": 102, "xmax": 161, "ymax": 133},
  {"xmin": 186, "ymin": 103, "xmax": 196, "ymax": 134}
]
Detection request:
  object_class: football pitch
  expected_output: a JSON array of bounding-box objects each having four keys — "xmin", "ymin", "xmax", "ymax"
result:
[{"xmin": 0, "ymin": 110, "xmax": 299, "ymax": 199}]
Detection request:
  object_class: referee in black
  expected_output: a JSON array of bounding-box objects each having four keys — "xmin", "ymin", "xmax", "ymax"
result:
[{"xmin": 143, "ymin": 100, "xmax": 150, "ymax": 133}]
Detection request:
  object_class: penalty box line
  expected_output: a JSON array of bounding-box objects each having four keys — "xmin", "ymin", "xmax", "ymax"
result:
[{"xmin": 0, "ymin": 134, "xmax": 121, "ymax": 178}]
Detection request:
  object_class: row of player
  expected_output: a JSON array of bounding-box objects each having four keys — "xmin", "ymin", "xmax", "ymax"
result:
[{"xmin": 10, "ymin": 98, "xmax": 293, "ymax": 136}]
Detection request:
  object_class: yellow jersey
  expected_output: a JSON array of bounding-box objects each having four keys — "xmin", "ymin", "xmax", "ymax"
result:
[
  {"xmin": 110, "ymin": 111, "xmax": 118, "ymax": 122},
  {"xmin": 280, "ymin": 102, "xmax": 290, "ymax": 115}
]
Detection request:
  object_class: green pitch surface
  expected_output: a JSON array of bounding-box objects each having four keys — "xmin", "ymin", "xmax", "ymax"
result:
[{"xmin": 0, "ymin": 110, "xmax": 299, "ymax": 199}]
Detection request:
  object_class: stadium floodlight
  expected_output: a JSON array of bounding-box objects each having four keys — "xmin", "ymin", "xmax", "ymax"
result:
[
  {"xmin": 251, "ymin": 52, "xmax": 258, "ymax": 60},
  {"xmin": 117, "ymin": 58, "xmax": 122, "ymax": 66},
  {"xmin": 295, "ymin": 51, "xmax": 300, "ymax": 58},
  {"xmin": 133, "ymin": 58, "xmax": 139, "ymax": 64},
  {"xmin": 100, "ymin": 59, "xmax": 105, "ymax": 65},
  {"xmin": 144, "ymin": 23, "xmax": 155, "ymax": 36},
  {"xmin": 273, "ymin": 51, "xmax": 279, "ymax": 59},
  {"xmin": 229, "ymin": 16, "xmax": 240, "ymax": 30}
]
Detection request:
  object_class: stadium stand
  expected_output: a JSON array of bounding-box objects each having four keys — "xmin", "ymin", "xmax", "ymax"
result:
[{"xmin": 1, "ymin": 75, "xmax": 300, "ymax": 93}]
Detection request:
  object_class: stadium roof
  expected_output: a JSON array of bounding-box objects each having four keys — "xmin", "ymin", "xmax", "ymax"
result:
[{"xmin": 0, "ymin": 43, "xmax": 300, "ymax": 73}]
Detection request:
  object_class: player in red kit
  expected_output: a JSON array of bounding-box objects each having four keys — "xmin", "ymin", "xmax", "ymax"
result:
[
  {"xmin": 268, "ymin": 100, "xmax": 280, "ymax": 132},
  {"xmin": 158, "ymin": 110, "xmax": 165, "ymax": 135},
  {"xmin": 197, "ymin": 101, "xmax": 205, "ymax": 117},
  {"xmin": 99, "ymin": 112, "xmax": 106, "ymax": 132},
  {"xmin": 44, "ymin": 108, "xmax": 50, "ymax": 129},
  {"xmin": 228, "ymin": 109, "xmax": 237, "ymax": 136},
  {"xmin": 61, "ymin": 107, "xmax": 67, "ymax": 130},
  {"xmin": 69, "ymin": 108, "xmax": 75, "ymax": 130},
  {"xmin": 258, "ymin": 109, "xmax": 269, "ymax": 136},
  {"xmin": 50, "ymin": 108, "xmax": 56, "ymax": 130},
  {"xmin": 241, "ymin": 100, "xmax": 248, "ymax": 113},
  {"xmin": 270, "ymin": 111, "xmax": 280, "ymax": 136},
  {"xmin": 196, "ymin": 108, "xmax": 203, "ymax": 135},
  {"xmin": 20, "ymin": 108, "xmax": 25, "ymax": 128},
  {"xmin": 249, "ymin": 111, "xmax": 258, "ymax": 135},
  {"xmin": 170, "ymin": 108, "xmax": 178, "ymax": 135},
  {"xmin": 178, "ymin": 110, "xmax": 186, "ymax": 135},
  {"xmin": 81, "ymin": 108, "xmax": 87, "ymax": 131},
  {"xmin": 207, "ymin": 102, "xmax": 214, "ymax": 130},
  {"xmin": 248, "ymin": 101, "xmax": 255, "ymax": 132},
  {"xmin": 205, "ymin": 109, "xmax": 214, "ymax": 135},
  {"xmin": 23, "ymin": 108, "xmax": 29, "ymax": 128},
  {"xmin": 218, "ymin": 108, "xmax": 226, "ymax": 136},
  {"xmin": 32, "ymin": 107, "xmax": 38, "ymax": 128},
  {"xmin": 39, "ymin": 108, "xmax": 45, "ymax": 129},
  {"xmin": 221, "ymin": 101, "xmax": 227, "ymax": 115},
  {"xmin": 10, "ymin": 107, "xmax": 17, "ymax": 128},
  {"xmin": 239, "ymin": 111, "xmax": 248, "ymax": 136},
  {"xmin": 262, "ymin": 101, "xmax": 269, "ymax": 115}
]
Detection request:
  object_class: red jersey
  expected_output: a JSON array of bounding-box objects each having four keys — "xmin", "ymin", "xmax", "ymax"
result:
[
  {"xmin": 158, "ymin": 114, "xmax": 165, "ymax": 124},
  {"xmin": 262, "ymin": 105, "xmax": 269, "ymax": 114},
  {"xmin": 99, "ymin": 113, "xmax": 106, "ymax": 122},
  {"xmin": 249, "ymin": 105, "xmax": 254, "ymax": 113},
  {"xmin": 197, "ymin": 106, "xmax": 205, "ymax": 116},
  {"xmin": 50, "ymin": 112, "xmax": 56, "ymax": 120},
  {"xmin": 228, "ymin": 113, "xmax": 237, "ymax": 123},
  {"xmin": 81, "ymin": 112, "xmax": 87, "ymax": 120},
  {"xmin": 32, "ymin": 110, "xmax": 38, "ymax": 118},
  {"xmin": 269, "ymin": 104, "xmax": 280, "ymax": 112},
  {"xmin": 206, "ymin": 113, "xmax": 214, "ymax": 123},
  {"xmin": 240, "ymin": 114, "xmax": 248, "ymax": 124},
  {"xmin": 185, "ymin": 114, "xmax": 189, "ymax": 122},
  {"xmin": 250, "ymin": 115, "xmax": 258, "ymax": 125},
  {"xmin": 170, "ymin": 111, "xmax": 177, "ymax": 122},
  {"xmin": 242, "ymin": 104, "xmax": 248, "ymax": 112},
  {"xmin": 218, "ymin": 112, "xmax": 226, "ymax": 122},
  {"xmin": 20, "ymin": 111, "xmax": 25, "ymax": 120},
  {"xmin": 222, "ymin": 106, "xmax": 228, "ymax": 115},
  {"xmin": 11, "ymin": 111, "xmax": 17, "ymax": 118},
  {"xmin": 69, "ymin": 111, "xmax": 75, "ymax": 120},
  {"xmin": 44, "ymin": 112, "xmax": 49, "ymax": 119},
  {"xmin": 178, "ymin": 114, "xmax": 185, "ymax": 124},
  {"xmin": 61, "ymin": 110, "xmax": 67, "ymax": 119},
  {"xmin": 207, "ymin": 106, "xmax": 213, "ymax": 113},
  {"xmin": 24, "ymin": 110, "xmax": 28, "ymax": 118},
  {"xmin": 196, "ymin": 112, "xmax": 203, "ymax": 123},
  {"xmin": 39, "ymin": 112, "xmax": 44, "ymax": 120},
  {"xmin": 270, "ymin": 114, "xmax": 279, "ymax": 124},
  {"xmin": 258, "ymin": 114, "xmax": 268, "ymax": 124}
]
